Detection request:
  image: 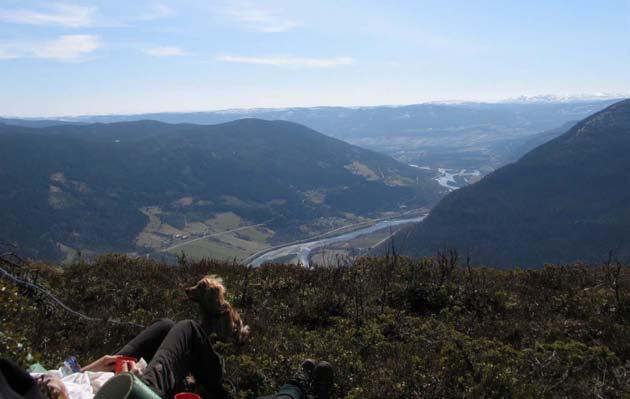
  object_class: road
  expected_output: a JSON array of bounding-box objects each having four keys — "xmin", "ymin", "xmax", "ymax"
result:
[
  {"xmin": 159, "ymin": 222, "xmax": 268, "ymax": 252},
  {"xmin": 248, "ymin": 213, "xmax": 428, "ymax": 267}
]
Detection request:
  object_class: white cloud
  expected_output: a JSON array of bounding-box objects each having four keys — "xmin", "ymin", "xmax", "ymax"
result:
[
  {"xmin": 0, "ymin": 3, "xmax": 93, "ymax": 27},
  {"xmin": 0, "ymin": 35, "xmax": 101, "ymax": 61},
  {"xmin": 0, "ymin": 47, "xmax": 18, "ymax": 60},
  {"xmin": 33, "ymin": 35, "xmax": 101, "ymax": 60},
  {"xmin": 216, "ymin": 55, "xmax": 353, "ymax": 68},
  {"xmin": 144, "ymin": 46, "xmax": 189, "ymax": 57},
  {"xmin": 0, "ymin": 3, "xmax": 175, "ymax": 28},
  {"xmin": 138, "ymin": 4, "xmax": 176, "ymax": 21},
  {"xmin": 221, "ymin": 2, "xmax": 301, "ymax": 33}
]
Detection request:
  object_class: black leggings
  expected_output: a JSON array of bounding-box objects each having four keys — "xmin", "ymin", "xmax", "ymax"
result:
[
  {"xmin": 116, "ymin": 318, "xmax": 175, "ymax": 362},
  {"xmin": 116, "ymin": 319, "xmax": 227, "ymax": 398},
  {"xmin": 120, "ymin": 319, "xmax": 305, "ymax": 399}
]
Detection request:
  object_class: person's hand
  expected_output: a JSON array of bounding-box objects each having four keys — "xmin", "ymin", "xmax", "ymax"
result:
[
  {"xmin": 120, "ymin": 360, "xmax": 143, "ymax": 377},
  {"xmin": 80, "ymin": 355, "xmax": 121, "ymax": 372}
]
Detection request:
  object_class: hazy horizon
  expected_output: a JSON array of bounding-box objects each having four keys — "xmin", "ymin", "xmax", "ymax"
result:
[
  {"xmin": 1, "ymin": 1, "xmax": 629, "ymax": 117},
  {"xmin": 3, "ymin": 93, "xmax": 629, "ymax": 119}
]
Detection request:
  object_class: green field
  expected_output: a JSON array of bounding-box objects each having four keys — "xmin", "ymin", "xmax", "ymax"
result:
[
  {"xmin": 234, "ymin": 227, "xmax": 274, "ymax": 243},
  {"xmin": 167, "ymin": 227, "xmax": 271, "ymax": 261},
  {"xmin": 167, "ymin": 237, "xmax": 243, "ymax": 260}
]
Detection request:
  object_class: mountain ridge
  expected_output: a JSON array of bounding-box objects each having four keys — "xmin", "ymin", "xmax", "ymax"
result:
[
  {"xmin": 5, "ymin": 100, "xmax": 615, "ymax": 139},
  {"xmin": 392, "ymin": 99, "xmax": 630, "ymax": 266},
  {"xmin": 0, "ymin": 118, "xmax": 442, "ymax": 261},
  {"xmin": 3, "ymin": 101, "xmax": 618, "ymax": 175}
]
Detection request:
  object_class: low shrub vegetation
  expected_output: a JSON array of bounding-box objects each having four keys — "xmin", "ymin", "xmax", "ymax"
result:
[{"xmin": 1, "ymin": 253, "xmax": 630, "ymax": 398}]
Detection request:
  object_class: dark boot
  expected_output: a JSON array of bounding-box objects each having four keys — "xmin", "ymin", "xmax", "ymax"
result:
[
  {"xmin": 286, "ymin": 359, "xmax": 316, "ymax": 394},
  {"xmin": 270, "ymin": 359, "xmax": 316, "ymax": 399},
  {"xmin": 312, "ymin": 361, "xmax": 334, "ymax": 399}
]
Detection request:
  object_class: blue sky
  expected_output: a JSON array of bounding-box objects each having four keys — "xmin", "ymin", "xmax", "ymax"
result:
[{"xmin": 0, "ymin": 0, "xmax": 629, "ymax": 116}]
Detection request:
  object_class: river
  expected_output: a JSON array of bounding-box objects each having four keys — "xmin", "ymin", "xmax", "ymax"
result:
[
  {"xmin": 409, "ymin": 164, "xmax": 481, "ymax": 190},
  {"xmin": 248, "ymin": 214, "xmax": 428, "ymax": 267}
]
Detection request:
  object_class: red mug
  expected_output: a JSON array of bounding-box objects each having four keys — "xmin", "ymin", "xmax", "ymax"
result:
[
  {"xmin": 114, "ymin": 356, "xmax": 137, "ymax": 374},
  {"xmin": 174, "ymin": 393, "xmax": 201, "ymax": 399}
]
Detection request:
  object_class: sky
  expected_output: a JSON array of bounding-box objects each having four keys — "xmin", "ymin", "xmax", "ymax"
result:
[{"xmin": 0, "ymin": 0, "xmax": 629, "ymax": 117}]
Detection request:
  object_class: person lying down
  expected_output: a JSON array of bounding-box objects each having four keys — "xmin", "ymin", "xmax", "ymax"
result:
[{"xmin": 2, "ymin": 319, "xmax": 334, "ymax": 399}]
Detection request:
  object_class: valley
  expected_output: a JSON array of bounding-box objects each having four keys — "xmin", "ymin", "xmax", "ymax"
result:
[
  {"xmin": 394, "ymin": 99, "xmax": 630, "ymax": 266},
  {"xmin": 134, "ymin": 208, "xmax": 272, "ymax": 261},
  {"xmin": 0, "ymin": 119, "xmax": 442, "ymax": 262},
  {"xmin": 129, "ymin": 201, "xmax": 428, "ymax": 265},
  {"xmin": 246, "ymin": 209, "xmax": 428, "ymax": 267},
  {"xmin": 1, "ymin": 100, "xmax": 622, "ymax": 264}
]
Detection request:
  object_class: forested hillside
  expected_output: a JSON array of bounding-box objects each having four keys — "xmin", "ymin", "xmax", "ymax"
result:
[
  {"xmin": 0, "ymin": 119, "xmax": 442, "ymax": 261},
  {"xmin": 394, "ymin": 99, "xmax": 630, "ymax": 266}
]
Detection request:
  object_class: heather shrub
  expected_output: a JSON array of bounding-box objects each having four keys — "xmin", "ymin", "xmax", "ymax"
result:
[{"xmin": 1, "ymin": 254, "xmax": 630, "ymax": 398}]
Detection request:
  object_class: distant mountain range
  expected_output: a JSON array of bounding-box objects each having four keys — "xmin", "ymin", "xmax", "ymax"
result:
[
  {"xmin": 393, "ymin": 99, "xmax": 630, "ymax": 266},
  {"xmin": 502, "ymin": 93, "xmax": 629, "ymax": 103},
  {"xmin": 0, "ymin": 117, "xmax": 83, "ymax": 128},
  {"xmin": 4, "ymin": 100, "xmax": 618, "ymax": 181},
  {"xmin": 27, "ymin": 99, "xmax": 617, "ymax": 140},
  {"xmin": 0, "ymin": 118, "xmax": 442, "ymax": 261}
]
